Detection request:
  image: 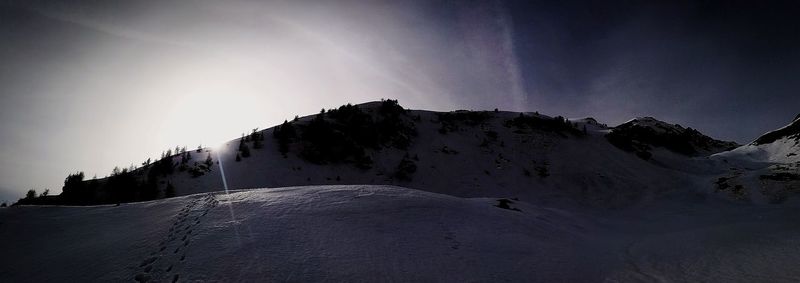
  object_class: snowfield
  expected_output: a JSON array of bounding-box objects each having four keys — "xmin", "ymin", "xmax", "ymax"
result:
[
  {"xmin": 4, "ymin": 103, "xmax": 800, "ymax": 282},
  {"xmin": 157, "ymin": 107, "xmax": 725, "ymax": 209},
  {"xmin": 3, "ymin": 185, "xmax": 800, "ymax": 282}
]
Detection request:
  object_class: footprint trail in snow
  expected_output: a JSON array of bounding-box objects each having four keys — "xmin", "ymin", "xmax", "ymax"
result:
[{"xmin": 133, "ymin": 193, "xmax": 219, "ymax": 283}]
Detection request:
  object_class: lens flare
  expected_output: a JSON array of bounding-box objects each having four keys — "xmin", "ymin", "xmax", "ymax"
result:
[{"xmin": 217, "ymin": 149, "xmax": 242, "ymax": 246}]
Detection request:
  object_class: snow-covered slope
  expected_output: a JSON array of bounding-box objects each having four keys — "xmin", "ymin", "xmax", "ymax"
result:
[
  {"xmin": 707, "ymin": 116, "xmax": 800, "ymax": 203},
  {"xmin": 7, "ymin": 103, "xmax": 800, "ymax": 281},
  {"xmin": 106, "ymin": 104, "xmax": 737, "ymax": 208},
  {"xmin": 753, "ymin": 115, "xmax": 800, "ymax": 145},
  {"xmin": 4, "ymin": 185, "xmax": 800, "ymax": 282},
  {"xmin": 37, "ymin": 101, "xmax": 751, "ymax": 208},
  {"xmin": 0, "ymin": 186, "xmax": 597, "ymax": 281},
  {"xmin": 715, "ymin": 116, "xmax": 800, "ymax": 164}
]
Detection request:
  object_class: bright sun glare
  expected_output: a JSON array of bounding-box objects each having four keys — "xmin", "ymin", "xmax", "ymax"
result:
[{"xmin": 151, "ymin": 64, "xmax": 272, "ymax": 153}]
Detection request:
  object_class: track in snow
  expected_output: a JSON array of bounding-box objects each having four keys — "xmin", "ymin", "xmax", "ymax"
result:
[{"xmin": 133, "ymin": 194, "xmax": 219, "ymax": 283}]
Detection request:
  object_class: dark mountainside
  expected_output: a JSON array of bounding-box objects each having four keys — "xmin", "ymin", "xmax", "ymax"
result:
[
  {"xmin": 11, "ymin": 100, "xmax": 758, "ymax": 207},
  {"xmin": 606, "ymin": 117, "xmax": 738, "ymax": 160}
]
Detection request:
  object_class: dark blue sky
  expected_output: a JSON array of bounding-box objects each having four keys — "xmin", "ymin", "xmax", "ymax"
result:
[
  {"xmin": 1, "ymin": 0, "xmax": 799, "ymax": 201},
  {"xmin": 502, "ymin": 0, "xmax": 800, "ymax": 143}
]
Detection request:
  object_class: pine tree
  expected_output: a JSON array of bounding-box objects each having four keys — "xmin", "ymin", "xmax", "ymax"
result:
[
  {"xmin": 250, "ymin": 128, "xmax": 260, "ymax": 142},
  {"xmin": 205, "ymin": 153, "xmax": 213, "ymax": 167},
  {"xmin": 241, "ymin": 143, "xmax": 251, "ymax": 157},
  {"xmin": 25, "ymin": 189, "xmax": 36, "ymax": 200},
  {"xmin": 274, "ymin": 120, "xmax": 295, "ymax": 157},
  {"xmin": 394, "ymin": 153, "xmax": 417, "ymax": 181},
  {"xmin": 141, "ymin": 178, "xmax": 158, "ymax": 200},
  {"xmin": 253, "ymin": 134, "xmax": 263, "ymax": 149},
  {"xmin": 164, "ymin": 182, "xmax": 176, "ymax": 198}
]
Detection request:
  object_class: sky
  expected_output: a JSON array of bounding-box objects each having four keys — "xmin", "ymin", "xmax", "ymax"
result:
[{"xmin": 1, "ymin": 0, "xmax": 799, "ymax": 202}]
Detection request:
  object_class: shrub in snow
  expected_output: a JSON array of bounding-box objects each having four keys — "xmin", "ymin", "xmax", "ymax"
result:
[
  {"xmin": 495, "ymin": 199, "xmax": 521, "ymax": 211},
  {"xmin": 204, "ymin": 154, "xmax": 213, "ymax": 167},
  {"xmin": 394, "ymin": 154, "xmax": 417, "ymax": 181},
  {"xmin": 189, "ymin": 166, "xmax": 206, "ymax": 178},
  {"xmin": 536, "ymin": 165, "xmax": 549, "ymax": 178}
]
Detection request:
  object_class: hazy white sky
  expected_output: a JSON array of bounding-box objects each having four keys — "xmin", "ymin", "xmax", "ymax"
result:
[{"xmin": 0, "ymin": 0, "xmax": 527, "ymax": 201}]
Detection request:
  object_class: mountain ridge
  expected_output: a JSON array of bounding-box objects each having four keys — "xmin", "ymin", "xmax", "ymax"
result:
[
  {"xmin": 752, "ymin": 116, "xmax": 800, "ymax": 145},
  {"xmin": 607, "ymin": 116, "xmax": 738, "ymax": 160},
  {"xmin": 12, "ymin": 100, "xmax": 796, "ymax": 207}
]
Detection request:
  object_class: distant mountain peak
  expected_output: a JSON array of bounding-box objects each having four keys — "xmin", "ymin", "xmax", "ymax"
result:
[
  {"xmin": 574, "ymin": 117, "xmax": 602, "ymax": 126},
  {"xmin": 619, "ymin": 117, "xmax": 694, "ymax": 136},
  {"xmin": 607, "ymin": 117, "xmax": 737, "ymax": 159}
]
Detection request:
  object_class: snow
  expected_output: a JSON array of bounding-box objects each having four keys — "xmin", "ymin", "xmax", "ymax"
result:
[
  {"xmin": 4, "ymin": 103, "xmax": 800, "ymax": 281},
  {"xmin": 0, "ymin": 186, "xmax": 595, "ymax": 281},
  {"xmin": 714, "ymin": 137, "xmax": 800, "ymax": 164},
  {"xmin": 713, "ymin": 118, "xmax": 800, "ymax": 164},
  {"xmin": 158, "ymin": 108, "xmax": 698, "ymax": 209},
  {"xmin": 4, "ymin": 185, "xmax": 800, "ymax": 282},
  {"xmin": 704, "ymin": 118, "xmax": 800, "ymax": 204}
]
